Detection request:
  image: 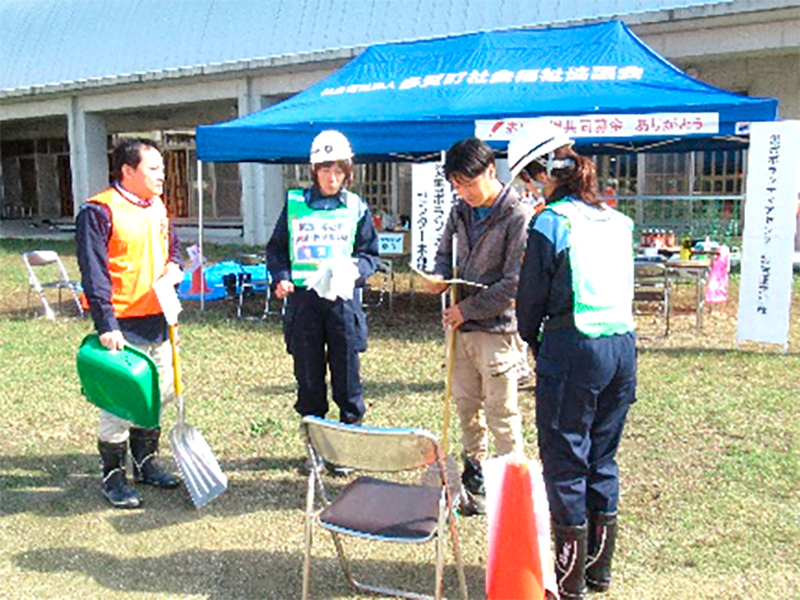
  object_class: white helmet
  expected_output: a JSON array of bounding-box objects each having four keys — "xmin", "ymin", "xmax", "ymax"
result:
[
  {"xmin": 309, "ymin": 130, "xmax": 353, "ymax": 164},
  {"xmin": 508, "ymin": 123, "xmax": 574, "ymax": 180}
]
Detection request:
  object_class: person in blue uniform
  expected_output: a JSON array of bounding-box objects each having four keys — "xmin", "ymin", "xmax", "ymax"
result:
[
  {"xmin": 510, "ymin": 124, "xmax": 637, "ymax": 599},
  {"xmin": 266, "ymin": 131, "xmax": 379, "ymax": 451}
]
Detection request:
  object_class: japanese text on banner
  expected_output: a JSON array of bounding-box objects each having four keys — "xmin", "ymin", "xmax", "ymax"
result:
[
  {"xmin": 736, "ymin": 120, "xmax": 800, "ymax": 349},
  {"xmin": 411, "ymin": 162, "xmax": 457, "ymax": 272}
]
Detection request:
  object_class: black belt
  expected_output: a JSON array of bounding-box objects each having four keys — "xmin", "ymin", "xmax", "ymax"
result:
[{"xmin": 543, "ymin": 313, "xmax": 575, "ymax": 331}]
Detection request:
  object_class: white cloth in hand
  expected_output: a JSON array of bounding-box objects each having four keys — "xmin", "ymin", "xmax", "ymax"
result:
[
  {"xmin": 306, "ymin": 258, "xmax": 360, "ymax": 301},
  {"xmin": 152, "ymin": 274, "xmax": 183, "ymax": 325}
]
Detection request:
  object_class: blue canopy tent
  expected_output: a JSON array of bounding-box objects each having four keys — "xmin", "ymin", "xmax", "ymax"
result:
[{"xmin": 196, "ymin": 20, "xmax": 778, "ymax": 163}]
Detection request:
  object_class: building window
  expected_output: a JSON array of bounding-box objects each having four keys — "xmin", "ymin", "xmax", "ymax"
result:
[
  {"xmin": 694, "ymin": 149, "xmax": 745, "ymax": 195},
  {"xmin": 283, "ymin": 163, "xmax": 312, "ymax": 192},
  {"xmin": 164, "ymin": 148, "xmax": 191, "ymax": 218},
  {"xmin": 157, "ymin": 131, "xmax": 242, "ymax": 222},
  {"xmin": 0, "ymin": 138, "xmax": 72, "ymax": 219},
  {"xmin": 595, "ymin": 154, "xmax": 638, "ymax": 197},
  {"xmin": 353, "ymin": 163, "xmax": 395, "ymax": 218},
  {"xmin": 593, "ymin": 148, "xmax": 746, "ymax": 240}
]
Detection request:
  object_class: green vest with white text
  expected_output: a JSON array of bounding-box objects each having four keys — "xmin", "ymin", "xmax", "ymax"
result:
[
  {"xmin": 287, "ymin": 188, "xmax": 360, "ymax": 287},
  {"xmin": 549, "ymin": 199, "xmax": 635, "ymax": 337}
]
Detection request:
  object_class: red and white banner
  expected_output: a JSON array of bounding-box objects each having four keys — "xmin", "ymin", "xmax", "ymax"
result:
[{"xmin": 476, "ymin": 112, "xmax": 720, "ymax": 141}]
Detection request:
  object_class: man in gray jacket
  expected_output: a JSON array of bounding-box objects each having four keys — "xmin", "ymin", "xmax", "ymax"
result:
[{"xmin": 426, "ymin": 137, "xmax": 532, "ymax": 515}]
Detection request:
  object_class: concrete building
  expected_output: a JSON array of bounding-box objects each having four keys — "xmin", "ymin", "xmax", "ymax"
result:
[{"xmin": 1, "ymin": 0, "xmax": 798, "ymax": 244}]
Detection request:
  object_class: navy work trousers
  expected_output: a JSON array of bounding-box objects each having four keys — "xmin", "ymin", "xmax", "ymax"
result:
[
  {"xmin": 534, "ymin": 328, "xmax": 636, "ymax": 526},
  {"xmin": 283, "ymin": 288, "xmax": 366, "ymax": 424}
]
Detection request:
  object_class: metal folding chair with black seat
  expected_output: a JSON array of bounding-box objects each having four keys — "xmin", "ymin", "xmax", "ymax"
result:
[
  {"xmin": 22, "ymin": 250, "xmax": 84, "ymax": 320},
  {"xmin": 633, "ymin": 260, "xmax": 671, "ymax": 337},
  {"xmin": 362, "ymin": 257, "xmax": 394, "ymax": 313},
  {"xmin": 235, "ymin": 253, "xmax": 272, "ymax": 320},
  {"xmin": 300, "ymin": 416, "xmax": 468, "ymax": 600},
  {"xmin": 236, "ymin": 271, "xmax": 273, "ymax": 320}
]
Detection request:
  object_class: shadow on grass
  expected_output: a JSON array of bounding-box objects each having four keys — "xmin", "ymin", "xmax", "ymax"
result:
[
  {"xmin": 0, "ymin": 453, "xmax": 344, "ymax": 524},
  {"xmin": 172, "ymin": 292, "xmax": 447, "ymax": 341},
  {"xmin": 637, "ymin": 345, "xmax": 800, "ymax": 358},
  {"xmin": 13, "ymin": 546, "xmax": 481, "ymax": 599},
  {"xmin": 253, "ymin": 378, "xmax": 443, "ymax": 399}
]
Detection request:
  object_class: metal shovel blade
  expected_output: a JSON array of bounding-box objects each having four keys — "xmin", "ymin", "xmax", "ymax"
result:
[
  {"xmin": 170, "ymin": 421, "xmax": 228, "ymax": 509},
  {"xmin": 165, "ymin": 323, "xmax": 227, "ymax": 509}
]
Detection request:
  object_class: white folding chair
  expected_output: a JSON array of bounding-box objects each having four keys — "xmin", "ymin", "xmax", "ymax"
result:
[
  {"xmin": 301, "ymin": 416, "xmax": 468, "ymax": 600},
  {"xmin": 22, "ymin": 250, "xmax": 84, "ymax": 320}
]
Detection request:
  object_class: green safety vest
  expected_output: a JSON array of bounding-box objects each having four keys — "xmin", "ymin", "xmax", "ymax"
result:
[
  {"xmin": 549, "ymin": 199, "xmax": 635, "ymax": 337},
  {"xmin": 287, "ymin": 188, "xmax": 360, "ymax": 287}
]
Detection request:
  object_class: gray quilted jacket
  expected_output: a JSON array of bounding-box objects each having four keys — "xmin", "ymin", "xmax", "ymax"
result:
[{"xmin": 434, "ymin": 184, "xmax": 533, "ymax": 333}]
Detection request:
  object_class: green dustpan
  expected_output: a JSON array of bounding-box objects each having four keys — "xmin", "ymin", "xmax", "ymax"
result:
[{"xmin": 76, "ymin": 334, "xmax": 161, "ymax": 428}]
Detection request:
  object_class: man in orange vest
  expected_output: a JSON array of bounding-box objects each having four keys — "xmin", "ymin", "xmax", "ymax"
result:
[{"xmin": 76, "ymin": 138, "xmax": 184, "ymax": 509}]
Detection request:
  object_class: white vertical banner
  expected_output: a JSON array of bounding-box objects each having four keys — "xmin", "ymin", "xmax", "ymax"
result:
[
  {"xmin": 411, "ymin": 162, "xmax": 456, "ymax": 272},
  {"xmin": 737, "ymin": 121, "xmax": 800, "ymax": 350}
]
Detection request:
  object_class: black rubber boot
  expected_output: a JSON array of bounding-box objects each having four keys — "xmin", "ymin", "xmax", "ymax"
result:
[
  {"xmin": 586, "ymin": 512, "xmax": 618, "ymax": 593},
  {"xmin": 459, "ymin": 456, "xmax": 486, "ymax": 516},
  {"xmin": 553, "ymin": 522, "xmax": 588, "ymax": 600},
  {"xmin": 98, "ymin": 440, "xmax": 141, "ymax": 509},
  {"xmin": 129, "ymin": 427, "xmax": 180, "ymax": 488}
]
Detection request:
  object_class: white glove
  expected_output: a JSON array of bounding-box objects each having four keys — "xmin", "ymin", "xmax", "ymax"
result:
[
  {"xmin": 153, "ymin": 274, "xmax": 182, "ymax": 325},
  {"xmin": 307, "ymin": 258, "xmax": 359, "ymax": 301},
  {"xmin": 162, "ymin": 261, "xmax": 185, "ymax": 286}
]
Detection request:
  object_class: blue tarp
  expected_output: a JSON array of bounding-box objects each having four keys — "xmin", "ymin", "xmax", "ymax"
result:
[
  {"xmin": 178, "ymin": 261, "xmax": 269, "ymax": 301},
  {"xmin": 196, "ymin": 20, "xmax": 777, "ymax": 163}
]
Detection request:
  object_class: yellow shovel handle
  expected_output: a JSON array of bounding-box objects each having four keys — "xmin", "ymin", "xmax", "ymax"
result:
[
  {"xmin": 442, "ymin": 254, "xmax": 458, "ymax": 455},
  {"xmin": 168, "ymin": 324, "xmax": 184, "ymax": 397},
  {"xmin": 442, "ymin": 325, "xmax": 456, "ymax": 455}
]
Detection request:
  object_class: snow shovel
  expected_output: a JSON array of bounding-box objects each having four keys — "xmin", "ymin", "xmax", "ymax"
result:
[
  {"xmin": 153, "ymin": 275, "xmax": 227, "ymax": 508},
  {"xmin": 168, "ymin": 323, "xmax": 228, "ymax": 508}
]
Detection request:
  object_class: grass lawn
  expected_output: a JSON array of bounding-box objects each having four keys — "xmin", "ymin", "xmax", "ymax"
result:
[{"xmin": 1, "ymin": 237, "xmax": 798, "ymax": 599}]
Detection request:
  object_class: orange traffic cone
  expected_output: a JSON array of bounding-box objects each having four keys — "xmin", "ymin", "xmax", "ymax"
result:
[
  {"xmin": 485, "ymin": 457, "xmax": 548, "ymax": 600},
  {"xmin": 189, "ymin": 267, "xmax": 211, "ymax": 294}
]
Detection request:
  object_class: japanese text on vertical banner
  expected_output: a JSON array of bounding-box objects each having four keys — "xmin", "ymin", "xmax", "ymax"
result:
[
  {"xmin": 736, "ymin": 120, "xmax": 800, "ymax": 349},
  {"xmin": 755, "ymin": 134, "xmax": 782, "ymax": 314},
  {"xmin": 411, "ymin": 162, "xmax": 457, "ymax": 272}
]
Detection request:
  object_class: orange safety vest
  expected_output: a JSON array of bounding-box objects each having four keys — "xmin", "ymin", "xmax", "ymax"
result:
[{"xmin": 88, "ymin": 187, "xmax": 170, "ymax": 318}]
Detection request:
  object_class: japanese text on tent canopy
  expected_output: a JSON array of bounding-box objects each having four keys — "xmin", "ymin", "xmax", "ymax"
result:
[{"xmin": 321, "ymin": 65, "xmax": 645, "ymax": 97}]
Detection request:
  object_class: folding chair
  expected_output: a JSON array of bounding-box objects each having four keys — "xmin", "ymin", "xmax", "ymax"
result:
[
  {"xmin": 362, "ymin": 257, "xmax": 394, "ymax": 313},
  {"xmin": 633, "ymin": 261, "xmax": 671, "ymax": 337},
  {"xmin": 301, "ymin": 416, "xmax": 468, "ymax": 600},
  {"xmin": 22, "ymin": 250, "xmax": 84, "ymax": 320},
  {"xmin": 236, "ymin": 272, "xmax": 272, "ymax": 320}
]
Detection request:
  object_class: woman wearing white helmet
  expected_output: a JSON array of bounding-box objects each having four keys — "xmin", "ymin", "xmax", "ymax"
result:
[
  {"xmin": 512, "ymin": 124, "xmax": 637, "ymax": 599},
  {"xmin": 267, "ymin": 130, "xmax": 379, "ymax": 470}
]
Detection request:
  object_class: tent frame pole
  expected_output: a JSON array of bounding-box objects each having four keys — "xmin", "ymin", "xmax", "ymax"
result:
[{"xmin": 197, "ymin": 158, "xmax": 204, "ymax": 312}]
